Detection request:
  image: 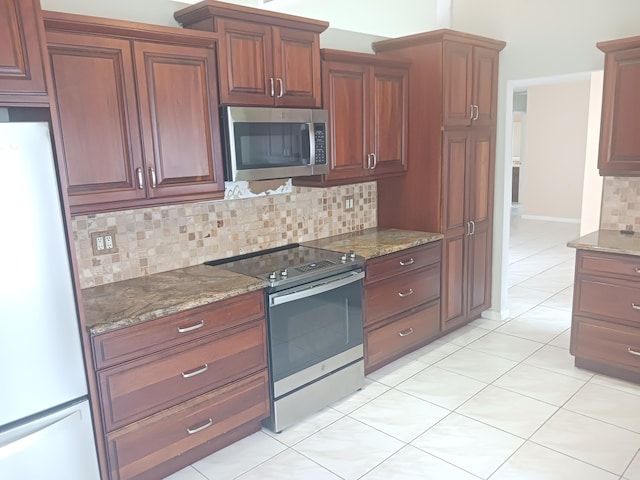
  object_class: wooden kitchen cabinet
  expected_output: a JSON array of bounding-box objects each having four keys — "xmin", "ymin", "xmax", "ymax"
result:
[
  {"xmin": 374, "ymin": 30, "xmax": 504, "ymax": 330},
  {"xmin": 571, "ymin": 249, "xmax": 640, "ymax": 383},
  {"xmin": 364, "ymin": 242, "xmax": 442, "ymax": 373},
  {"xmin": 91, "ymin": 290, "xmax": 270, "ymax": 480},
  {"xmin": 0, "ymin": 0, "xmax": 49, "ymax": 105},
  {"xmin": 44, "ymin": 12, "xmax": 225, "ymax": 214},
  {"xmin": 596, "ymin": 36, "xmax": 640, "ymax": 175},
  {"xmin": 174, "ymin": 0, "xmax": 328, "ymax": 107},
  {"xmin": 294, "ymin": 50, "xmax": 408, "ymax": 187},
  {"xmin": 441, "ymin": 129, "xmax": 494, "ymax": 330},
  {"xmin": 443, "ymin": 41, "xmax": 500, "ymax": 128}
]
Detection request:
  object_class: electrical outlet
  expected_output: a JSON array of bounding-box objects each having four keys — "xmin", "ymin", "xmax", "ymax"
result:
[
  {"xmin": 344, "ymin": 195, "xmax": 355, "ymax": 211},
  {"xmin": 91, "ymin": 229, "xmax": 119, "ymax": 256}
]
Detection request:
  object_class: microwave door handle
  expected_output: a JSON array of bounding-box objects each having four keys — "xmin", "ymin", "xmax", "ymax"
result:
[
  {"xmin": 309, "ymin": 121, "xmax": 316, "ymax": 165},
  {"xmin": 270, "ymin": 271, "xmax": 364, "ymax": 307}
]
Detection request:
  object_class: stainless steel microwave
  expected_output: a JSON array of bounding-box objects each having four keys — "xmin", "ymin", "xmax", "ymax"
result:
[{"xmin": 221, "ymin": 106, "xmax": 329, "ymax": 182}]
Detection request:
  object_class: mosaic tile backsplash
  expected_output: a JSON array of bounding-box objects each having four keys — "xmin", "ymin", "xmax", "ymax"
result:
[
  {"xmin": 72, "ymin": 183, "xmax": 377, "ymax": 288},
  {"xmin": 600, "ymin": 177, "xmax": 640, "ymax": 231}
]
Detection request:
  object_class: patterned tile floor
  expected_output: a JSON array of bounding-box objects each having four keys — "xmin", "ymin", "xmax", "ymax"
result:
[{"xmin": 167, "ymin": 218, "xmax": 640, "ymax": 480}]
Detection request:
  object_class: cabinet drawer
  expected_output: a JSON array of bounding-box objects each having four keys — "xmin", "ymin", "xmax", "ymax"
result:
[
  {"xmin": 106, "ymin": 370, "xmax": 269, "ymax": 480},
  {"xmin": 92, "ymin": 291, "xmax": 265, "ymax": 369},
  {"xmin": 99, "ymin": 320, "xmax": 267, "ymax": 432},
  {"xmin": 575, "ymin": 277, "xmax": 640, "ymax": 326},
  {"xmin": 573, "ymin": 317, "xmax": 640, "ymax": 374},
  {"xmin": 365, "ymin": 263, "xmax": 440, "ymax": 327},
  {"xmin": 365, "ymin": 242, "xmax": 441, "ymax": 284},
  {"xmin": 577, "ymin": 250, "xmax": 640, "ymax": 280},
  {"xmin": 365, "ymin": 302, "xmax": 440, "ymax": 370}
]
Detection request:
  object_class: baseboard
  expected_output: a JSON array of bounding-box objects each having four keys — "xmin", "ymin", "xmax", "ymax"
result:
[{"xmin": 520, "ymin": 214, "xmax": 580, "ymax": 224}]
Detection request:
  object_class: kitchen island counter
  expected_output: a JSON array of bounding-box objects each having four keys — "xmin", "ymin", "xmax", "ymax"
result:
[
  {"xmin": 302, "ymin": 227, "xmax": 443, "ymax": 259},
  {"xmin": 567, "ymin": 229, "xmax": 640, "ymax": 256}
]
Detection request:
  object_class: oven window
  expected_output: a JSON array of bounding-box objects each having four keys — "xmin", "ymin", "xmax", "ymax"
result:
[
  {"xmin": 268, "ymin": 278, "xmax": 363, "ymax": 383},
  {"xmin": 234, "ymin": 122, "xmax": 311, "ymax": 170}
]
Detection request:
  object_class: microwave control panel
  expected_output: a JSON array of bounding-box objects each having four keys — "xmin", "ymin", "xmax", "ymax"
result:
[{"xmin": 314, "ymin": 124, "xmax": 326, "ymax": 164}]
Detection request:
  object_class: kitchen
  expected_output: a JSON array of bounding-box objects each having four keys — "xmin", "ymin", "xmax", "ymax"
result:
[{"xmin": 2, "ymin": 1, "xmax": 640, "ymax": 479}]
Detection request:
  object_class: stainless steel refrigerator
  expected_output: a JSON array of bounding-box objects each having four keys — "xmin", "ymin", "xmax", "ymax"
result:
[{"xmin": 0, "ymin": 122, "xmax": 100, "ymax": 479}]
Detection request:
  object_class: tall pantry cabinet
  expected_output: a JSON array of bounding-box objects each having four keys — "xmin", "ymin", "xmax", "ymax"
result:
[{"xmin": 374, "ymin": 30, "xmax": 505, "ymax": 332}]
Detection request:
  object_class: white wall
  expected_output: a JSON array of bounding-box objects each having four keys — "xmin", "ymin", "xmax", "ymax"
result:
[
  {"xmin": 520, "ymin": 80, "xmax": 590, "ymax": 221},
  {"xmin": 450, "ymin": 0, "xmax": 640, "ymax": 320}
]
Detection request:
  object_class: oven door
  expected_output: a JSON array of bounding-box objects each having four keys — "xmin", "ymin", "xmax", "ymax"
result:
[{"xmin": 267, "ymin": 270, "xmax": 364, "ymax": 398}]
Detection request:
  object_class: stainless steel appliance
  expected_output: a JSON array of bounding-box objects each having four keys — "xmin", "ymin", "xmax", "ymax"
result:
[
  {"xmin": 0, "ymin": 122, "xmax": 100, "ymax": 479},
  {"xmin": 221, "ymin": 106, "xmax": 329, "ymax": 181},
  {"xmin": 207, "ymin": 245, "xmax": 365, "ymax": 432}
]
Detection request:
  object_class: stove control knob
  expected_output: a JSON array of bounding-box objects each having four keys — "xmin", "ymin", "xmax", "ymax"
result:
[
  {"xmin": 280, "ymin": 269, "xmax": 288, "ymax": 278},
  {"xmin": 268, "ymin": 271, "xmax": 277, "ymax": 281},
  {"xmin": 340, "ymin": 253, "xmax": 348, "ymax": 263},
  {"xmin": 348, "ymin": 251, "xmax": 357, "ymax": 260}
]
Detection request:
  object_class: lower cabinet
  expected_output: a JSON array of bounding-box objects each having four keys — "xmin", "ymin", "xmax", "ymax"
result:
[
  {"xmin": 364, "ymin": 242, "xmax": 442, "ymax": 373},
  {"xmin": 91, "ymin": 291, "xmax": 270, "ymax": 480},
  {"xmin": 571, "ymin": 249, "xmax": 640, "ymax": 383}
]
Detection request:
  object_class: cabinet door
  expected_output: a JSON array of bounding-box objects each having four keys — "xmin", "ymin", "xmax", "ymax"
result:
[
  {"xmin": 370, "ymin": 65, "xmax": 408, "ymax": 176},
  {"xmin": 217, "ymin": 18, "xmax": 274, "ymax": 106},
  {"xmin": 467, "ymin": 130, "xmax": 494, "ymax": 318},
  {"xmin": 441, "ymin": 131, "xmax": 470, "ymax": 328},
  {"xmin": 598, "ymin": 47, "xmax": 640, "ymax": 174},
  {"xmin": 133, "ymin": 41, "xmax": 224, "ymax": 200},
  {"xmin": 272, "ymin": 27, "xmax": 321, "ymax": 107},
  {"xmin": 443, "ymin": 41, "xmax": 473, "ymax": 127},
  {"xmin": 47, "ymin": 32, "xmax": 146, "ymax": 211},
  {"xmin": 471, "ymin": 47, "xmax": 500, "ymax": 127},
  {"xmin": 0, "ymin": 0, "xmax": 48, "ymax": 103},
  {"xmin": 322, "ymin": 61, "xmax": 369, "ymax": 182}
]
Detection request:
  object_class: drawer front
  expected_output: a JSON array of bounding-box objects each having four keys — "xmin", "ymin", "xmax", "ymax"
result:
[
  {"xmin": 106, "ymin": 370, "xmax": 269, "ymax": 480},
  {"xmin": 93, "ymin": 290, "xmax": 265, "ymax": 369},
  {"xmin": 576, "ymin": 277, "xmax": 640, "ymax": 326},
  {"xmin": 99, "ymin": 320, "xmax": 267, "ymax": 432},
  {"xmin": 365, "ymin": 264, "xmax": 440, "ymax": 327},
  {"xmin": 365, "ymin": 302, "xmax": 440, "ymax": 370},
  {"xmin": 573, "ymin": 317, "xmax": 640, "ymax": 374},
  {"xmin": 577, "ymin": 250, "xmax": 640, "ymax": 279},
  {"xmin": 365, "ymin": 242, "xmax": 441, "ymax": 284}
]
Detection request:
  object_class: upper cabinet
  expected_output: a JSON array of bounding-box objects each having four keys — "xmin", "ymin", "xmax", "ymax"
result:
[
  {"xmin": 0, "ymin": 0, "xmax": 49, "ymax": 105},
  {"xmin": 44, "ymin": 12, "xmax": 225, "ymax": 214},
  {"xmin": 294, "ymin": 50, "xmax": 408, "ymax": 187},
  {"xmin": 443, "ymin": 41, "xmax": 500, "ymax": 128},
  {"xmin": 175, "ymin": 0, "xmax": 328, "ymax": 107},
  {"xmin": 597, "ymin": 36, "xmax": 640, "ymax": 176}
]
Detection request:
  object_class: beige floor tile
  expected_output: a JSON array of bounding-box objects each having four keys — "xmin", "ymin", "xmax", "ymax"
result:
[
  {"xmin": 523, "ymin": 344, "xmax": 594, "ymax": 381},
  {"xmin": 466, "ymin": 331, "xmax": 544, "ymax": 362},
  {"xmin": 263, "ymin": 407, "xmax": 344, "ymax": 446},
  {"xmin": 234, "ymin": 449, "xmax": 341, "ymax": 480},
  {"xmin": 434, "ymin": 347, "xmax": 518, "ymax": 383}
]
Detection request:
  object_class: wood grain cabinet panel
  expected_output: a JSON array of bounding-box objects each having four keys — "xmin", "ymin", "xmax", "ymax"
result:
[
  {"xmin": 597, "ymin": 37, "xmax": 640, "ymax": 175},
  {"xmin": 0, "ymin": 0, "xmax": 48, "ymax": 104},
  {"xmin": 294, "ymin": 50, "xmax": 408, "ymax": 187},
  {"xmin": 571, "ymin": 249, "xmax": 640, "ymax": 383},
  {"xmin": 91, "ymin": 291, "xmax": 270, "ymax": 479},
  {"xmin": 44, "ymin": 13, "xmax": 225, "ymax": 214},
  {"xmin": 363, "ymin": 242, "xmax": 442, "ymax": 373}
]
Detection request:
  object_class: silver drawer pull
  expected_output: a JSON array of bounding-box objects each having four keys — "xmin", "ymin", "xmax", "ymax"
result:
[
  {"xmin": 398, "ymin": 328, "xmax": 414, "ymax": 337},
  {"xmin": 399, "ymin": 258, "xmax": 415, "ymax": 266},
  {"xmin": 186, "ymin": 418, "xmax": 213, "ymax": 435},
  {"xmin": 181, "ymin": 364, "xmax": 208, "ymax": 379},
  {"xmin": 176, "ymin": 320, "xmax": 205, "ymax": 333},
  {"xmin": 628, "ymin": 348, "xmax": 640, "ymax": 357},
  {"xmin": 398, "ymin": 289, "xmax": 414, "ymax": 297},
  {"xmin": 635, "ymin": 267, "xmax": 640, "ymax": 273},
  {"xmin": 632, "ymin": 303, "xmax": 640, "ymax": 311}
]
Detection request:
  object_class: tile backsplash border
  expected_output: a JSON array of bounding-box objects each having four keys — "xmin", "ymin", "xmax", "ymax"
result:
[{"xmin": 73, "ymin": 183, "xmax": 377, "ymax": 288}]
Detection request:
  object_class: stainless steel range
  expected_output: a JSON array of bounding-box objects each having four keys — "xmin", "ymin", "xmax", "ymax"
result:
[{"xmin": 207, "ymin": 244, "xmax": 365, "ymax": 432}]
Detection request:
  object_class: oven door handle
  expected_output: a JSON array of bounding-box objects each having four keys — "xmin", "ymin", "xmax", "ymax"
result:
[{"xmin": 269, "ymin": 270, "xmax": 364, "ymax": 307}]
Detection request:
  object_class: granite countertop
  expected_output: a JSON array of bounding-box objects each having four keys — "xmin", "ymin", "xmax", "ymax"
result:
[
  {"xmin": 567, "ymin": 229, "xmax": 640, "ymax": 256},
  {"xmin": 83, "ymin": 227, "xmax": 443, "ymax": 335},
  {"xmin": 302, "ymin": 227, "xmax": 443, "ymax": 259},
  {"xmin": 82, "ymin": 265, "xmax": 266, "ymax": 335}
]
